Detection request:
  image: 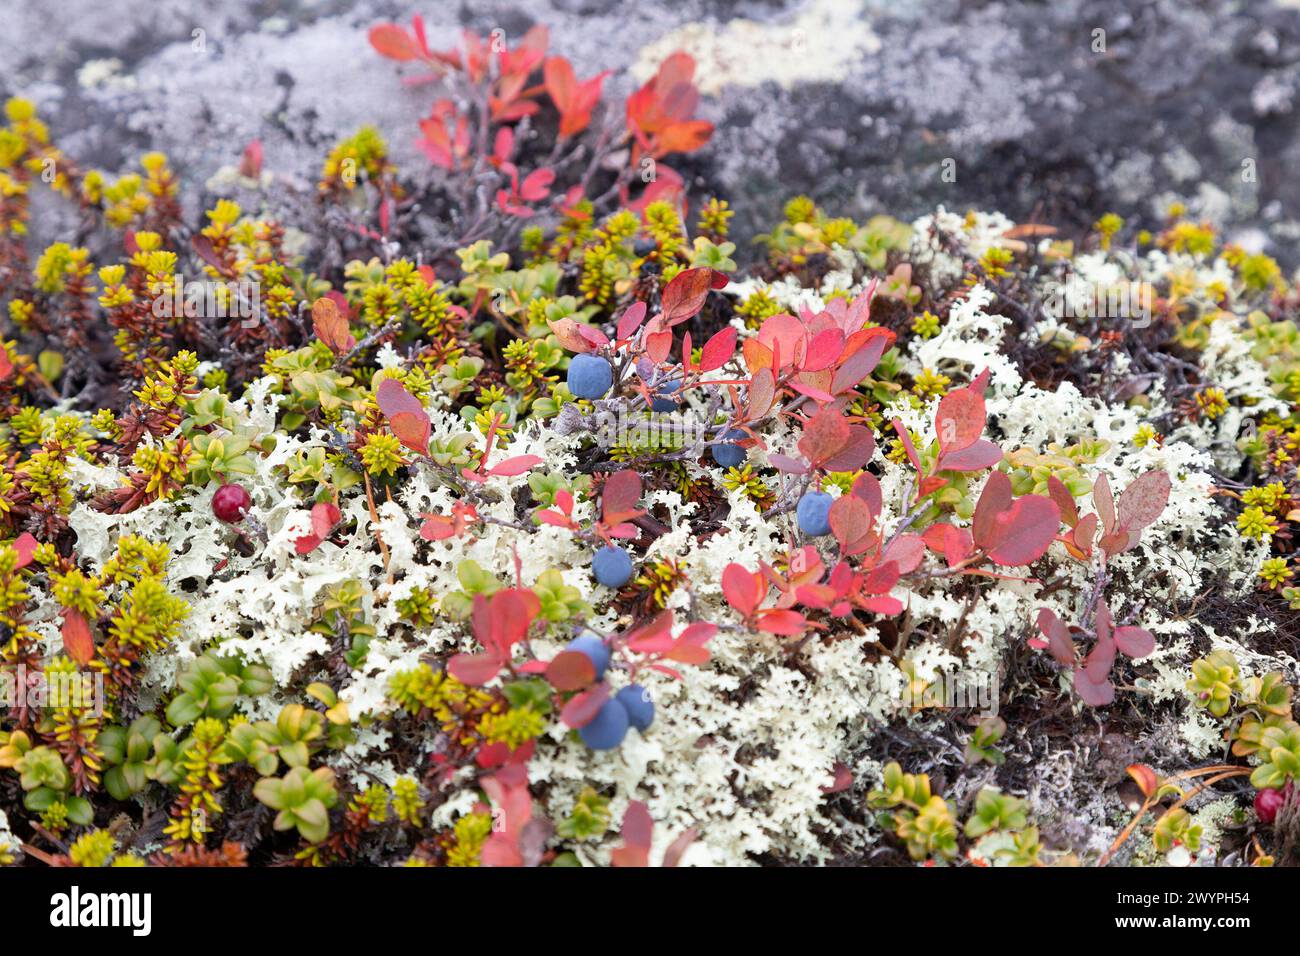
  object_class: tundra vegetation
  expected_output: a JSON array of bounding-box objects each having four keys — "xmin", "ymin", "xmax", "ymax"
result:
[{"xmin": 0, "ymin": 16, "xmax": 1295, "ymax": 868}]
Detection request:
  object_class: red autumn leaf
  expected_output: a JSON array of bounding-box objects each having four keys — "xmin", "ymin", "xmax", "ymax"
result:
[
  {"xmin": 765, "ymin": 454, "xmax": 807, "ymax": 475},
  {"xmin": 803, "ymin": 328, "xmax": 846, "ymax": 372},
  {"xmin": 369, "ymin": 23, "xmax": 422, "ymax": 60},
  {"xmin": 544, "ymin": 57, "xmax": 609, "ymax": 137},
  {"xmin": 972, "ymin": 471, "xmax": 1014, "ymax": 550},
  {"xmin": 388, "ymin": 413, "xmax": 429, "ymax": 456},
  {"xmin": 922, "ymin": 523, "xmax": 973, "ymax": 567},
  {"xmin": 983, "ymin": 495, "xmax": 1060, "ymax": 566},
  {"xmin": 757, "ymin": 314, "xmax": 806, "ymax": 370},
  {"xmin": 616, "ymin": 301, "xmax": 648, "ymax": 341},
  {"xmin": 788, "ymin": 381, "xmax": 836, "ymax": 405},
  {"xmin": 545, "ymin": 650, "xmax": 596, "ymax": 691},
  {"xmin": 936, "ymin": 439, "xmax": 1003, "ymax": 473},
  {"xmin": 561, "ymin": 682, "xmax": 610, "ymax": 729},
  {"xmin": 0, "ymin": 349, "xmax": 12, "ymax": 382},
  {"xmin": 447, "ymin": 652, "xmax": 505, "ymax": 687},
  {"xmin": 798, "ymin": 406, "xmax": 851, "ymax": 466},
  {"xmin": 756, "ymin": 609, "xmax": 807, "ymax": 635},
  {"xmin": 1083, "ymin": 639, "xmax": 1117, "ymax": 695},
  {"xmin": 821, "ymin": 762, "xmax": 854, "ymax": 794},
  {"xmin": 311, "ymin": 502, "xmax": 341, "ymax": 540},
  {"xmin": 375, "ymin": 378, "xmax": 431, "ymax": 455},
  {"xmin": 296, "ymin": 502, "xmax": 342, "ymax": 553},
  {"xmin": 312, "ymin": 297, "xmax": 356, "ymax": 355},
  {"xmin": 12, "ymin": 532, "xmax": 38, "ymax": 569},
  {"xmin": 643, "ymin": 316, "xmax": 674, "ymax": 363},
  {"xmin": 700, "ymin": 326, "xmax": 737, "ymax": 372},
  {"xmin": 1070, "ymin": 512, "xmax": 1098, "ymax": 557},
  {"xmin": 419, "ymin": 514, "xmax": 456, "ymax": 540},
  {"xmin": 660, "ymin": 267, "xmax": 714, "ymax": 324},
  {"xmin": 487, "ymin": 455, "xmax": 543, "ymax": 477},
  {"xmin": 935, "ymin": 386, "xmax": 986, "ymax": 453},
  {"xmin": 722, "ymin": 563, "xmax": 764, "ymax": 617},
  {"xmin": 602, "ymin": 470, "xmax": 642, "ymax": 522},
  {"xmin": 662, "ymin": 828, "xmax": 699, "ymax": 867},
  {"xmin": 851, "ymin": 473, "xmax": 883, "ymax": 515},
  {"xmin": 666, "ymin": 621, "xmax": 716, "ymax": 665},
  {"xmin": 1116, "ymin": 470, "xmax": 1171, "ymax": 533},
  {"xmin": 624, "ymin": 608, "xmax": 674, "ymax": 651},
  {"xmin": 61, "ymin": 609, "xmax": 95, "ymax": 666},
  {"xmin": 882, "ymin": 534, "xmax": 926, "ymax": 574},
  {"xmin": 1033, "ymin": 608, "xmax": 1076, "ymax": 666},
  {"xmin": 821, "ymin": 426, "xmax": 876, "ymax": 473},
  {"xmin": 610, "ymin": 801, "xmax": 654, "ymax": 867},
  {"xmin": 191, "ymin": 233, "xmax": 235, "ymax": 278},
  {"xmin": 1114, "ymin": 625, "xmax": 1155, "ymax": 659},
  {"xmin": 891, "ymin": 418, "xmax": 923, "ymax": 473},
  {"xmin": 1093, "ymin": 472, "xmax": 1116, "ymax": 536},
  {"xmin": 829, "ymin": 495, "xmax": 875, "ymax": 555},
  {"xmin": 1073, "ymin": 668, "xmax": 1115, "ymax": 707},
  {"xmin": 1046, "ymin": 475, "xmax": 1079, "ymax": 527},
  {"xmin": 746, "ymin": 368, "xmax": 776, "ymax": 418},
  {"xmin": 830, "ymin": 328, "xmax": 894, "ymax": 394}
]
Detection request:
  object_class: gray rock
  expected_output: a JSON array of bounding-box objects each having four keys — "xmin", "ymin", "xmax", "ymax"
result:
[{"xmin": 5, "ymin": 0, "xmax": 1300, "ymax": 262}]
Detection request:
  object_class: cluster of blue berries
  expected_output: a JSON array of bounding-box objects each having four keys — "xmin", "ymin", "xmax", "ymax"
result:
[{"xmin": 565, "ymin": 633, "xmax": 655, "ymax": 750}]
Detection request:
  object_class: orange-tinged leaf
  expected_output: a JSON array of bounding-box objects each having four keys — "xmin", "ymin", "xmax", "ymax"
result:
[
  {"xmin": 746, "ymin": 368, "xmax": 776, "ymax": 419},
  {"xmin": 546, "ymin": 650, "xmax": 596, "ymax": 691},
  {"xmin": 661, "ymin": 267, "xmax": 713, "ymax": 323},
  {"xmin": 61, "ymin": 609, "xmax": 94, "ymax": 666},
  {"xmin": 1126, "ymin": 763, "xmax": 1160, "ymax": 798},
  {"xmin": 369, "ymin": 23, "xmax": 421, "ymax": 60},
  {"xmin": 312, "ymin": 297, "xmax": 356, "ymax": 354},
  {"xmin": 390, "ymin": 412, "xmax": 430, "ymax": 455}
]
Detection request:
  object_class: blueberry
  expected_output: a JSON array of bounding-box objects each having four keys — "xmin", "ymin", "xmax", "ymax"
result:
[
  {"xmin": 651, "ymin": 378, "xmax": 681, "ymax": 413},
  {"xmin": 567, "ymin": 353, "xmax": 612, "ymax": 400},
  {"xmin": 709, "ymin": 428, "xmax": 746, "ymax": 468},
  {"xmin": 796, "ymin": 491, "xmax": 834, "ymax": 537},
  {"xmin": 616, "ymin": 684, "xmax": 654, "ymax": 732},
  {"xmin": 592, "ymin": 545, "xmax": 633, "ymax": 588},
  {"xmin": 579, "ymin": 697, "xmax": 630, "ymax": 750},
  {"xmin": 566, "ymin": 633, "xmax": 610, "ymax": 680}
]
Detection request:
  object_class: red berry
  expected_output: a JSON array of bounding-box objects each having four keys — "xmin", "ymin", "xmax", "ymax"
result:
[
  {"xmin": 212, "ymin": 483, "xmax": 252, "ymax": 524},
  {"xmin": 1254, "ymin": 783, "xmax": 1293, "ymax": 825}
]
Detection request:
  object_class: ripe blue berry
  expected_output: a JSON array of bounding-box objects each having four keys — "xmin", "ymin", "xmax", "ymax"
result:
[
  {"xmin": 566, "ymin": 633, "xmax": 610, "ymax": 680},
  {"xmin": 592, "ymin": 545, "xmax": 633, "ymax": 588},
  {"xmin": 709, "ymin": 428, "xmax": 746, "ymax": 468},
  {"xmin": 651, "ymin": 378, "xmax": 681, "ymax": 413},
  {"xmin": 796, "ymin": 491, "xmax": 834, "ymax": 536},
  {"xmin": 579, "ymin": 697, "xmax": 630, "ymax": 750},
  {"xmin": 567, "ymin": 353, "xmax": 612, "ymax": 400},
  {"xmin": 616, "ymin": 684, "xmax": 654, "ymax": 731}
]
